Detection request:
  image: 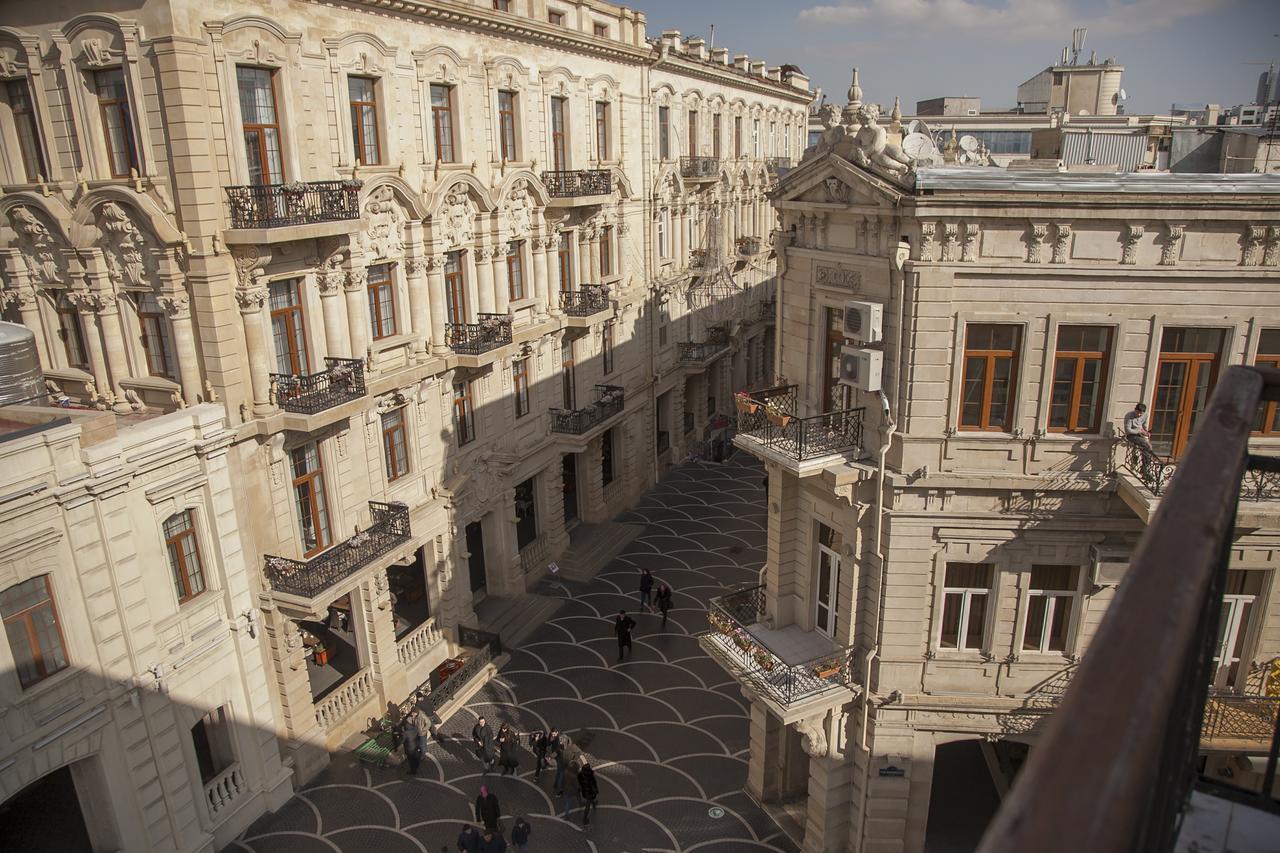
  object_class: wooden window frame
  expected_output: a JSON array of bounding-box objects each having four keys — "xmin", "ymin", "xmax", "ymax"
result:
[
  {"xmin": 513, "ymin": 356, "xmax": 530, "ymax": 418},
  {"xmin": 1151, "ymin": 328, "xmax": 1224, "ymax": 458},
  {"xmin": 444, "ymin": 251, "xmax": 466, "ymax": 325},
  {"xmin": 594, "ymin": 100, "xmax": 609, "ymax": 161},
  {"xmin": 550, "ymin": 96, "xmax": 568, "ymax": 170},
  {"xmin": 712, "ymin": 112, "xmax": 721, "ymax": 160},
  {"xmin": 599, "ymin": 225, "xmax": 613, "ymax": 277},
  {"xmin": 506, "ymin": 241, "xmax": 525, "ymax": 301},
  {"xmin": 557, "ymin": 232, "xmax": 573, "ymax": 292},
  {"xmin": 269, "ymin": 278, "xmax": 310, "ymax": 376},
  {"xmin": 602, "ymin": 321, "xmax": 615, "ymax": 375},
  {"xmin": 7, "ymin": 79, "xmax": 47, "ymax": 182},
  {"xmin": 137, "ymin": 293, "xmax": 175, "ymax": 379},
  {"xmin": 366, "ymin": 263, "xmax": 397, "ymax": 341},
  {"xmin": 56, "ymin": 297, "xmax": 88, "ymax": 370},
  {"xmin": 497, "ymin": 90, "xmax": 518, "ymax": 161},
  {"xmin": 658, "ymin": 106, "xmax": 670, "ymax": 160},
  {"xmin": 95, "ymin": 68, "xmax": 138, "ymax": 179},
  {"xmin": 431, "ymin": 84, "xmax": 457, "ymax": 163},
  {"xmin": 938, "ymin": 563, "xmax": 992, "ymax": 652},
  {"xmin": 1, "ymin": 575, "xmax": 69, "ymax": 689},
  {"xmin": 290, "ymin": 443, "xmax": 331, "ymax": 557},
  {"xmin": 454, "ymin": 381, "xmax": 475, "ymax": 445},
  {"xmin": 382, "ymin": 407, "xmax": 409, "ymax": 482},
  {"xmin": 1021, "ymin": 565, "xmax": 1079, "ymax": 655},
  {"xmin": 1048, "ymin": 325, "xmax": 1111, "ymax": 434},
  {"xmin": 493, "ymin": 0, "xmax": 510, "ymax": 11},
  {"xmin": 959, "ymin": 324, "xmax": 1020, "ymax": 432},
  {"xmin": 687, "ymin": 109, "xmax": 698, "ymax": 157},
  {"xmin": 164, "ymin": 510, "xmax": 207, "ymax": 604},
  {"xmin": 348, "ymin": 76, "xmax": 381, "ymax": 166},
  {"xmin": 601, "ymin": 427, "xmax": 615, "ymax": 486},
  {"xmin": 593, "ymin": 22, "xmax": 608, "ymax": 38},
  {"xmin": 237, "ymin": 66, "xmax": 284, "ymax": 185},
  {"xmin": 1254, "ymin": 330, "xmax": 1280, "ymax": 436}
]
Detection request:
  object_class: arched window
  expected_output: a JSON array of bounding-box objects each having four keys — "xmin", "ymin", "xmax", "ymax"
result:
[
  {"xmin": 1, "ymin": 575, "xmax": 68, "ymax": 688},
  {"xmin": 164, "ymin": 510, "xmax": 206, "ymax": 603}
]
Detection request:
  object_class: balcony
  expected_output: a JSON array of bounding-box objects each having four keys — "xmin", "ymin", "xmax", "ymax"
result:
[
  {"xmin": 271, "ymin": 358, "xmax": 366, "ymax": 416},
  {"xmin": 446, "ymin": 314, "xmax": 512, "ymax": 366},
  {"xmin": 561, "ymin": 284, "xmax": 612, "ymax": 324},
  {"xmin": 689, "ymin": 248, "xmax": 708, "ymax": 269},
  {"xmin": 679, "ymin": 326, "xmax": 730, "ymax": 369},
  {"xmin": 550, "ymin": 384, "xmax": 625, "ymax": 439},
  {"xmin": 766, "ymin": 156, "xmax": 793, "ymax": 177},
  {"xmin": 680, "ymin": 156, "xmax": 720, "ymax": 181},
  {"xmin": 699, "ymin": 585, "xmax": 856, "ymax": 720},
  {"xmin": 734, "ymin": 385, "xmax": 866, "ymax": 471},
  {"xmin": 1115, "ymin": 440, "xmax": 1280, "ymax": 525},
  {"xmin": 542, "ymin": 170, "xmax": 612, "ymax": 205},
  {"xmin": 224, "ymin": 180, "xmax": 361, "ymax": 243},
  {"xmin": 976, "ymin": 366, "xmax": 1280, "ymax": 853},
  {"xmin": 263, "ymin": 501, "xmax": 411, "ymax": 609},
  {"xmin": 736, "ymin": 237, "xmax": 762, "ymax": 256},
  {"xmin": 757, "ymin": 299, "xmax": 776, "ymax": 323}
]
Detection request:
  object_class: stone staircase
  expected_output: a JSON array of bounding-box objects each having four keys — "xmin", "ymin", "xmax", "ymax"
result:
[
  {"xmin": 552, "ymin": 520, "xmax": 644, "ymax": 583},
  {"xmin": 475, "ymin": 592, "xmax": 563, "ymax": 650}
]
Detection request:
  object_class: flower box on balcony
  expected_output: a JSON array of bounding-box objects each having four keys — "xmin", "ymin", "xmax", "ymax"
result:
[
  {"xmin": 766, "ymin": 410, "xmax": 791, "ymax": 427},
  {"xmin": 735, "ymin": 394, "xmax": 759, "ymax": 415},
  {"xmin": 812, "ymin": 661, "xmax": 842, "ymax": 679},
  {"xmin": 753, "ymin": 650, "xmax": 776, "ymax": 672},
  {"xmin": 312, "ymin": 643, "xmax": 331, "ymax": 666}
]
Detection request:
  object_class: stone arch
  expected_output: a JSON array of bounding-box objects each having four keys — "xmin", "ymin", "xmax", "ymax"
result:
[
  {"xmin": 651, "ymin": 163, "xmax": 684, "ymax": 202},
  {"xmin": 358, "ymin": 177, "xmax": 423, "ymax": 262},
  {"xmin": 494, "ymin": 169, "xmax": 551, "ymax": 210},
  {"xmin": 585, "ymin": 73, "xmax": 621, "ymax": 101},
  {"xmin": 326, "ymin": 31, "xmax": 398, "ymax": 66},
  {"xmin": 493, "ymin": 170, "xmax": 546, "ymax": 242},
  {"xmin": 487, "ymin": 55, "xmax": 530, "ymax": 89},
  {"xmin": 73, "ymin": 187, "xmax": 183, "ymax": 246},
  {"xmin": 215, "ymin": 14, "xmax": 300, "ymax": 46},
  {"xmin": 426, "ymin": 175, "xmax": 493, "ymax": 251},
  {"xmin": 651, "ymin": 83, "xmax": 677, "ymax": 106},
  {"xmin": 0, "ymin": 27, "xmax": 37, "ymax": 71},
  {"xmin": 78, "ymin": 196, "xmax": 167, "ymax": 292},
  {"xmin": 360, "ymin": 175, "xmax": 427, "ymax": 221},
  {"xmin": 0, "ymin": 195, "xmax": 76, "ymax": 289},
  {"xmin": 607, "ymin": 167, "xmax": 635, "ymax": 200}
]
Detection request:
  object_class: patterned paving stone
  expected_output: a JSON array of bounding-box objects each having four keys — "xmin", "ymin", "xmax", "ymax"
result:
[{"xmin": 223, "ymin": 458, "xmax": 799, "ymax": 853}]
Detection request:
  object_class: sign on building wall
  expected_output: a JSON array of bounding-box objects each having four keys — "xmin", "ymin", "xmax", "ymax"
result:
[{"xmin": 814, "ymin": 265, "xmax": 862, "ymax": 291}]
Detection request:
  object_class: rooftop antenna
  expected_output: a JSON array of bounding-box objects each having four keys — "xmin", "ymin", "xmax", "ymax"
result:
[
  {"xmin": 1071, "ymin": 27, "xmax": 1088, "ymax": 65},
  {"xmin": 708, "ymin": 24, "xmax": 715, "ymax": 50}
]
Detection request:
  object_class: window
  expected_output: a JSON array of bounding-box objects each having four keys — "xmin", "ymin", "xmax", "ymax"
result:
[
  {"xmin": 506, "ymin": 241, "xmax": 525, "ymax": 301},
  {"xmin": 960, "ymin": 324, "xmax": 1020, "ymax": 431},
  {"xmin": 1254, "ymin": 329, "xmax": 1280, "ymax": 435},
  {"xmin": 602, "ymin": 321, "xmax": 614, "ymax": 374},
  {"xmin": 453, "ymin": 381, "xmax": 475, "ymax": 445},
  {"xmin": 366, "ymin": 263, "xmax": 396, "ymax": 340},
  {"xmin": 734, "ymin": 115, "xmax": 743, "ymax": 158},
  {"xmin": 290, "ymin": 442, "xmax": 331, "ymax": 556},
  {"xmin": 1214, "ymin": 570, "xmax": 1263, "ymax": 687},
  {"xmin": 382, "ymin": 408, "xmax": 409, "ymax": 481},
  {"xmin": 548, "ymin": 9, "xmax": 565, "ymax": 25},
  {"xmin": 514, "ymin": 476, "xmax": 538, "ymax": 549},
  {"xmin": 752, "ymin": 118, "xmax": 760, "ymax": 158},
  {"xmin": 823, "ymin": 308, "xmax": 851, "ymax": 411},
  {"xmin": 1048, "ymin": 325, "xmax": 1110, "ymax": 433},
  {"xmin": 594, "ymin": 100, "xmax": 609, "ymax": 161},
  {"xmin": 444, "ymin": 251, "xmax": 465, "ymax": 324},
  {"xmin": 497, "ymin": 90, "xmax": 517, "ymax": 161},
  {"xmin": 561, "ymin": 339, "xmax": 576, "ymax": 410},
  {"xmin": 348, "ymin": 76, "xmax": 380, "ymax": 166},
  {"xmin": 2, "ymin": 576, "xmax": 68, "ymax": 689},
  {"xmin": 137, "ymin": 293, "xmax": 175, "ymax": 379},
  {"xmin": 658, "ymin": 106, "xmax": 670, "ymax": 160},
  {"xmin": 164, "ymin": 510, "xmax": 207, "ymax": 603},
  {"xmin": 601, "ymin": 427, "xmax": 615, "ymax": 486},
  {"xmin": 550, "ymin": 96, "xmax": 568, "ymax": 170},
  {"xmin": 6, "ymin": 80, "xmax": 46, "ymax": 181},
  {"xmin": 95, "ymin": 68, "xmax": 137, "ymax": 179},
  {"xmin": 687, "ymin": 109, "xmax": 698, "ymax": 157},
  {"xmin": 431, "ymin": 84, "xmax": 456, "ymax": 163},
  {"xmin": 659, "ymin": 304, "xmax": 669, "ymax": 347},
  {"xmin": 594, "ymin": 21, "xmax": 609, "ymax": 37},
  {"xmin": 712, "ymin": 112, "xmax": 721, "ymax": 159},
  {"xmin": 237, "ymin": 67, "xmax": 283, "ymax": 185},
  {"xmin": 1022, "ymin": 565, "xmax": 1077, "ymax": 654},
  {"xmin": 269, "ymin": 279, "xmax": 309, "ymax": 376},
  {"xmin": 493, "ymin": 0, "xmax": 510, "ymax": 10},
  {"xmin": 600, "ymin": 225, "xmax": 613, "ymax": 277},
  {"xmin": 56, "ymin": 296, "xmax": 88, "ymax": 370},
  {"xmin": 513, "ymin": 356, "xmax": 530, "ymax": 418},
  {"xmin": 939, "ymin": 563, "xmax": 991, "ymax": 651},
  {"xmin": 1151, "ymin": 327, "xmax": 1224, "ymax": 457},
  {"xmin": 557, "ymin": 232, "xmax": 573, "ymax": 292},
  {"xmin": 815, "ymin": 524, "xmax": 841, "ymax": 637},
  {"xmin": 657, "ymin": 210, "xmax": 668, "ymax": 258},
  {"xmin": 191, "ymin": 707, "xmax": 236, "ymax": 786}
]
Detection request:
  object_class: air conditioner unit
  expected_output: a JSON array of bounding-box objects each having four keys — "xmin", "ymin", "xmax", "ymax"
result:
[
  {"xmin": 1089, "ymin": 544, "xmax": 1129, "ymax": 590},
  {"xmin": 839, "ymin": 346, "xmax": 882, "ymax": 393},
  {"xmin": 842, "ymin": 300, "xmax": 883, "ymax": 344}
]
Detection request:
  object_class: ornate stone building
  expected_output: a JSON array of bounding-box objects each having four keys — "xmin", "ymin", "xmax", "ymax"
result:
[
  {"xmin": 705, "ymin": 91, "xmax": 1280, "ymax": 851},
  {"xmin": 0, "ymin": 0, "xmax": 810, "ymax": 845}
]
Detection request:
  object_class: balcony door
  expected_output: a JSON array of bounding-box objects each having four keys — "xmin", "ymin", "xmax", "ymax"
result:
[
  {"xmin": 269, "ymin": 279, "xmax": 309, "ymax": 375},
  {"xmin": 823, "ymin": 307, "xmax": 851, "ymax": 411},
  {"xmin": 550, "ymin": 97, "xmax": 567, "ymax": 171},
  {"xmin": 815, "ymin": 524, "xmax": 841, "ymax": 638},
  {"xmin": 237, "ymin": 67, "xmax": 284, "ymax": 186},
  {"xmin": 1150, "ymin": 327, "xmax": 1223, "ymax": 458},
  {"xmin": 466, "ymin": 520, "xmax": 487, "ymax": 596},
  {"xmin": 444, "ymin": 251, "xmax": 466, "ymax": 325},
  {"xmin": 1213, "ymin": 570, "xmax": 1261, "ymax": 689}
]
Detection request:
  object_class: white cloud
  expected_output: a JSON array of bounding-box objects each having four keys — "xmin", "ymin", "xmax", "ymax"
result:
[{"xmin": 798, "ymin": 0, "xmax": 1232, "ymax": 38}]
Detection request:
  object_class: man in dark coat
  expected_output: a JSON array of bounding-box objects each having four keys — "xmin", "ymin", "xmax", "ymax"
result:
[
  {"xmin": 472, "ymin": 716, "xmax": 495, "ymax": 773},
  {"xmin": 551, "ymin": 732, "xmax": 569, "ymax": 794},
  {"xmin": 578, "ymin": 760, "xmax": 599, "ymax": 826},
  {"xmin": 402, "ymin": 714, "xmax": 421, "ymax": 775},
  {"xmin": 655, "ymin": 582, "xmax": 674, "ymax": 629},
  {"xmin": 477, "ymin": 828, "xmax": 507, "ymax": 853},
  {"xmin": 638, "ymin": 568, "xmax": 654, "ymax": 611},
  {"xmin": 614, "ymin": 610, "xmax": 636, "ymax": 663},
  {"xmin": 456, "ymin": 823, "xmax": 480, "ymax": 853},
  {"xmin": 530, "ymin": 728, "xmax": 549, "ymax": 780},
  {"xmin": 510, "ymin": 816, "xmax": 531, "ymax": 852},
  {"xmin": 475, "ymin": 784, "xmax": 501, "ymax": 832}
]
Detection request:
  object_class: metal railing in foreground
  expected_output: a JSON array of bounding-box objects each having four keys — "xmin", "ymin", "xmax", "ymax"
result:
[{"xmin": 977, "ymin": 366, "xmax": 1280, "ymax": 853}]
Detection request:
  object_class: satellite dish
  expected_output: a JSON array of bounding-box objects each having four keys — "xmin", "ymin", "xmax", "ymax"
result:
[
  {"xmin": 906, "ymin": 119, "xmax": 933, "ymax": 138},
  {"xmin": 1118, "ymin": 88, "xmax": 1127, "ymax": 100},
  {"xmin": 902, "ymin": 132, "xmax": 937, "ymax": 162},
  {"xmin": 959, "ymin": 134, "xmax": 979, "ymax": 153}
]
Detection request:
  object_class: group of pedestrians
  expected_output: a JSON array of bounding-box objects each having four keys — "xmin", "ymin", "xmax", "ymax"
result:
[{"xmin": 615, "ymin": 569, "xmax": 674, "ymax": 663}]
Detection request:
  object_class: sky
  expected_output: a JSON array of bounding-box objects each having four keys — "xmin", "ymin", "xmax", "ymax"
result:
[{"xmin": 636, "ymin": 0, "xmax": 1280, "ymax": 115}]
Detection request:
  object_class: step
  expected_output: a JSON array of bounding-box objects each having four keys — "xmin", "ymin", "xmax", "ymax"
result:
[
  {"xmin": 553, "ymin": 520, "xmax": 644, "ymax": 583},
  {"xmin": 475, "ymin": 593, "xmax": 563, "ymax": 650}
]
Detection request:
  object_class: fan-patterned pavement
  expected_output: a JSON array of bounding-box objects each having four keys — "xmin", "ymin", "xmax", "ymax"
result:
[{"xmin": 224, "ymin": 457, "xmax": 796, "ymax": 853}]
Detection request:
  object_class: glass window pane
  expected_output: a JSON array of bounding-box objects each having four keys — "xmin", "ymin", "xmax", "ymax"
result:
[
  {"xmin": 1047, "ymin": 597, "xmax": 1071, "ymax": 651},
  {"xmin": 1023, "ymin": 596, "xmax": 1047, "ymax": 650},
  {"xmin": 1031, "ymin": 565, "xmax": 1076, "ymax": 591},
  {"xmin": 961, "ymin": 357, "xmax": 986, "ymax": 426},
  {"xmin": 236, "ymin": 68, "xmax": 278, "ymax": 125},
  {"xmin": 1048, "ymin": 358, "xmax": 1075, "ymax": 428},
  {"xmin": 965, "ymin": 593, "xmax": 987, "ymax": 649},
  {"xmin": 988, "ymin": 357, "xmax": 1012, "ymax": 427},
  {"xmin": 940, "ymin": 593, "xmax": 961, "ymax": 648}
]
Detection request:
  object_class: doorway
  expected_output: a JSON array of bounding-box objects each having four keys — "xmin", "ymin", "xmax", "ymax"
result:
[
  {"xmin": 924, "ymin": 741, "xmax": 1004, "ymax": 853},
  {"xmin": 1150, "ymin": 327, "xmax": 1224, "ymax": 458},
  {"xmin": 0, "ymin": 765, "xmax": 93, "ymax": 851},
  {"xmin": 1213, "ymin": 569, "xmax": 1262, "ymax": 689},
  {"xmin": 466, "ymin": 520, "xmax": 487, "ymax": 596},
  {"xmin": 815, "ymin": 524, "xmax": 842, "ymax": 638},
  {"xmin": 561, "ymin": 454, "xmax": 579, "ymax": 526}
]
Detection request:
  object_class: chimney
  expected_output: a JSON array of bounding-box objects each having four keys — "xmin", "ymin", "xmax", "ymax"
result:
[
  {"xmin": 711, "ymin": 47, "xmax": 729, "ymax": 65},
  {"xmin": 750, "ymin": 60, "xmax": 766, "ymax": 77},
  {"xmin": 767, "ymin": 66, "xmax": 782, "ymax": 82},
  {"xmin": 686, "ymin": 37, "xmax": 706, "ymax": 60},
  {"xmin": 733, "ymin": 54, "xmax": 750, "ymax": 72},
  {"xmin": 661, "ymin": 29, "xmax": 681, "ymax": 51}
]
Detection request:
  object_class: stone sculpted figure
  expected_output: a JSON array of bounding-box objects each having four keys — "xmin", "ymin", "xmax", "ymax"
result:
[
  {"xmin": 845, "ymin": 105, "xmax": 913, "ymax": 178},
  {"xmin": 802, "ymin": 103, "xmax": 846, "ymax": 162}
]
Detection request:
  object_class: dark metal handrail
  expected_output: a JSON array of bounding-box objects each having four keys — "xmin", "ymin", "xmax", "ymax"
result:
[
  {"xmin": 550, "ymin": 384, "xmax": 624, "ymax": 434},
  {"xmin": 263, "ymin": 501, "xmax": 410, "ymax": 598},
  {"xmin": 681, "ymin": 156, "xmax": 720, "ymax": 178},
  {"xmin": 1202, "ymin": 692, "xmax": 1280, "ymax": 744},
  {"xmin": 561, "ymin": 284, "xmax": 610, "ymax": 317},
  {"xmin": 271, "ymin": 358, "xmax": 366, "ymax": 415},
  {"xmin": 1120, "ymin": 439, "xmax": 1279, "ymax": 501},
  {"xmin": 757, "ymin": 300, "xmax": 776, "ymax": 322},
  {"xmin": 678, "ymin": 340, "xmax": 731, "ymax": 366},
  {"xmin": 977, "ymin": 366, "xmax": 1280, "ymax": 853},
  {"xmin": 459, "ymin": 625, "xmax": 504, "ymax": 658},
  {"xmin": 702, "ymin": 584, "xmax": 853, "ymax": 707},
  {"xmin": 225, "ymin": 180, "xmax": 361, "ymax": 229},
  {"xmin": 542, "ymin": 169, "xmax": 612, "ymax": 197},
  {"xmin": 736, "ymin": 384, "xmax": 864, "ymax": 461},
  {"xmin": 445, "ymin": 313, "xmax": 512, "ymax": 355}
]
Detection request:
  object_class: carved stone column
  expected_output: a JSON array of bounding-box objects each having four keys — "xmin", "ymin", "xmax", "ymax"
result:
[
  {"xmin": 361, "ymin": 571, "xmax": 409, "ymax": 706},
  {"xmin": 426, "ymin": 254, "xmax": 449, "ymax": 354},
  {"xmin": 474, "ymin": 245, "xmax": 496, "ymax": 315},
  {"xmin": 66, "ymin": 291, "xmax": 110, "ymax": 400},
  {"xmin": 588, "ymin": 227, "xmax": 602, "ymax": 282},
  {"xmin": 157, "ymin": 292, "xmax": 201, "ymax": 405},
  {"xmin": 318, "ymin": 266, "xmax": 348, "ymax": 359},
  {"xmin": 236, "ymin": 278, "xmax": 274, "ymax": 416},
  {"xmin": 616, "ymin": 221, "xmax": 630, "ymax": 282},
  {"xmin": 260, "ymin": 606, "xmax": 329, "ymax": 783},
  {"xmin": 11, "ymin": 283, "xmax": 50, "ymax": 368},
  {"xmin": 94, "ymin": 292, "xmax": 133, "ymax": 413},
  {"xmin": 577, "ymin": 229, "xmax": 593, "ymax": 286},
  {"xmin": 491, "ymin": 248, "xmax": 509, "ymax": 315},
  {"xmin": 675, "ymin": 206, "xmax": 687, "ymax": 267},
  {"xmin": 343, "ymin": 268, "xmax": 369, "ymax": 361},
  {"xmin": 546, "ymin": 235, "xmax": 564, "ymax": 316},
  {"xmin": 404, "ymin": 257, "xmax": 431, "ymax": 359},
  {"xmin": 531, "ymin": 236, "xmax": 550, "ymax": 319}
]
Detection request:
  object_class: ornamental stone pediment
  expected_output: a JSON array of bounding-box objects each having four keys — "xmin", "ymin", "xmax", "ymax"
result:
[{"xmin": 772, "ymin": 155, "xmax": 903, "ymax": 210}]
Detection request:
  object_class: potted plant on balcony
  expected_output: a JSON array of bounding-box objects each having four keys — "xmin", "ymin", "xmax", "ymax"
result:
[
  {"xmin": 752, "ymin": 648, "xmax": 776, "ymax": 672},
  {"xmin": 764, "ymin": 397, "xmax": 792, "ymax": 428},
  {"xmin": 811, "ymin": 657, "xmax": 842, "ymax": 679},
  {"xmin": 735, "ymin": 392, "xmax": 759, "ymax": 415},
  {"xmin": 312, "ymin": 641, "xmax": 331, "ymax": 666}
]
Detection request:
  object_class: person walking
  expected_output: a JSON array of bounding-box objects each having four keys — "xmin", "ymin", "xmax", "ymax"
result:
[
  {"xmin": 550, "ymin": 732, "xmax": 568, "ymax": 794},
  {"xmin": 654, "ymin": 582, "xmax": 673, "ymax": 630},
  {"xmin": 559, "ymin": 757, "xmax": 580, "ymax": 819},
  {"xmin": 456, "ymin": 824, "xmax": 481, "ymax": 853},
  {"xmin": 614, "ymin": 610, "xmax": 636, "ymax": 663},
  {"xmin": 638, "ymin": 568, "xmax": 654, "ymax": 612},
  {"xmin": 497, "ymin": 723, "xmax": 520, "ymax": 776},
  {"xmin": 475, "ymin": 784, "xmax": 501, "ymax": 832},
  {"xmin": 577, "ymin": 761, "xmax": 599, "ymax": 827},
  {"xmin": 472, "ymin": 716, "xmax": 495, "ymax": 773},
  {"xmin": 530, "ymin": 728, "xmax": 549, "ymax": 780},
  {"xmin": 402, "ymin": 712, "xmax": 422, "ymax": 776},
  {"xmin": 510, "ymin": 816, "xmax": 531, "ymax": 852},
  {"xmin": 477, "ymin": 828, "xmax": 507, "ymax": 853}
]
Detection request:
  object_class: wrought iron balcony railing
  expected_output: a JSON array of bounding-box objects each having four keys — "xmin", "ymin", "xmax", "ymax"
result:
[
  {"xmin": 702, "ymin": 585, "xmax": 853, "ymax": 707},
  {"xmin": 550, "ymin": 384, "xmax": 624, "ymax": 434},
  {"xmin": 263, "ymin": 501, "xmax": 410, "ymax": 599},
  {"xmin": 542, "ymin": 169, "xmax": 612, "ymax": 197},
  {"xmin": 225, "ymin": 180, "xmax": 361, "ymax": 229},
  {"xmin": 445, "ymin": 313, "xmax": 512, "ymax": 355},
  {"xmin": 271, "ymin": 358, "xmax": 366, "ymax": 415},
  {"xmin": 766, "ymin": 156, "xmax": 793, "ymax": 173},
  {"xmin": 678, "ymin": 341, "xmax": 729, "ymax": 366},
  {"xmin": 1119, "ymin": 440, "xmax": 1279, "ymax": 501},
  {"xmin": 735, "ymin": 384, "xmax": 865, "ymax": 461},
  {"xmin": 757, "ymin": 300, "xmax": 776, "ymax": 322},
  {"xmin": 977, "ymin": 366, "xmax": 1280, "ymax": 853},
  {"xmin": 561, "ymin": 284, "xmax": 610, "ymax": 317},
  {"xmin": 1201, "ymin": 691, "xmax": 1280, "ymax": 745},
  {"xmin": 736, "ymin": 237, "xmax": 761, "ymax": 255},
  {"xmin": 680, "ymin": 156, "xmax": 720, "ymax": 179}
]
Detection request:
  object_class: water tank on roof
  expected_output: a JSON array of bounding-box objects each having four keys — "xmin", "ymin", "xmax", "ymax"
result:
[{"xmin": 0, "ymin": 321, "xmax": 48, "ymax": 407}]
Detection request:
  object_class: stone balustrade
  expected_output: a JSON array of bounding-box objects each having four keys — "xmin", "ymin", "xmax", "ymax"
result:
[
  {"xmin": 204, "ymin": 763, "xmax": 245, "ymax": 820},
  {"xmin": 314, "ymin": 668, "xmax": 374, "ymax": 730},
  {"xmin": 397, "ymin": 619, "xmax": 443, "ymax": 667}
]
